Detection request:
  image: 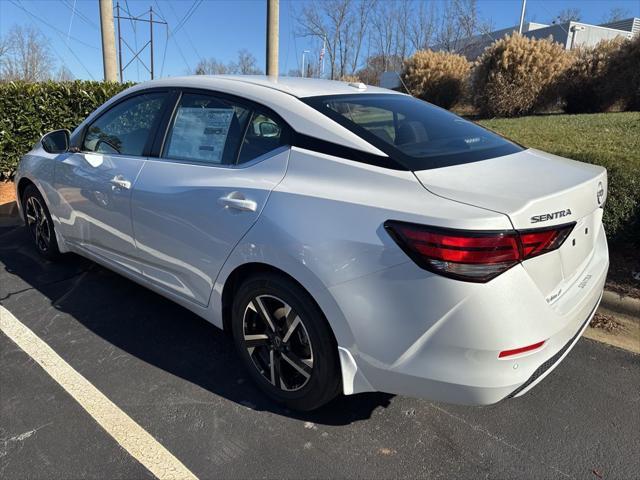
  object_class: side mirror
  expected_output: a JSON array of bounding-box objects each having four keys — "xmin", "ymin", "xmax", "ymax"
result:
[
  {"xmin": 41, "ymin": 129, "xmax": 70, "ymax": 154},
  {"xmin": 258, "ymin": 121, "xmax": 280, "ymax": 138}
]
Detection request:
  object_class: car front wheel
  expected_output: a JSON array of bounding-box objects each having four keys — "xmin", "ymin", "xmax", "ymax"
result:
[
  {"xmin": 231, "ymin": 272, "xmax": 340, "ymax": 411},
  {"xmin": 22, "ymin": 184, "xmax": 60, "ymax": 260}
]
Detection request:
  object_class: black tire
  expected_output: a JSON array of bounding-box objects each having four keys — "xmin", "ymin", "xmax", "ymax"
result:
[
  {"xmin": 22, "ymin": 184, "xmax": 60, "ymax": 260},
  {"xmin": 231, "ymin": 272, "xmax": 340, "ymax": 411}
]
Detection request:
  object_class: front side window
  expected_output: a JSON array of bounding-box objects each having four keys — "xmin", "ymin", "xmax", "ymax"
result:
[
  {"xmin": 164, "ymin": 93, "xmax": 251, "ymax": 165},
  {"xmin": 304, "ymin": 94, "xmax": 522, "ymax": 170},
  {"xmin": 83, "ymin": 92, "xmax": 166, "ymax": 156}
]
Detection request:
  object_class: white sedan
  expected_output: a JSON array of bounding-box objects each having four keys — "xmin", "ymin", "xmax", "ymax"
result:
[{"xmin": 15, "ymin": 76, "xmax": 608, "ymax": 410}]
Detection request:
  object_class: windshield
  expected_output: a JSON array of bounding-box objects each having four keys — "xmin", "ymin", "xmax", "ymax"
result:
[{"xmin": 303, "ymin": 94, "xmax": 522, "ymax": 170}]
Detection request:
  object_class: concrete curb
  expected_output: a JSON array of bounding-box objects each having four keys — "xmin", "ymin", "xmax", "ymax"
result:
[
  {"xmin": 0, "ymin": 200, "xmax": 18, "ymax": 217},
  {"xmin": 600, "ymin": 289, "xmax": 640, "ymax": 320}
]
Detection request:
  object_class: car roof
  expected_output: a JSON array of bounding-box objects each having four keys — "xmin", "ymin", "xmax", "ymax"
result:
[
  {"xmin": 218, "ymin": 75, "xmax": 399, "ymax": 98},
  {"xmin": 141, "ymin": 74, "xmax": 400, "ymax": 99}
]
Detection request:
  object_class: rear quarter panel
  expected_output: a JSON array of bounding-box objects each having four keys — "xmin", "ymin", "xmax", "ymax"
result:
[{"xmin": 213, "ymin": 148, "xmax": 513, "ymax": 348}]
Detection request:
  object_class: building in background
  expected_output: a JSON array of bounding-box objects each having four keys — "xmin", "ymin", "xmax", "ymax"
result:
[{"xmin": 435, "ymin": 17, "xmax": 639, "ymax": 59}]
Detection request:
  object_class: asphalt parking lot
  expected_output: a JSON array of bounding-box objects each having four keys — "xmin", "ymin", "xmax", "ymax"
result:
[{"xmin": 1, "ymin": 222, "xmax": 639, "ymax": 480}]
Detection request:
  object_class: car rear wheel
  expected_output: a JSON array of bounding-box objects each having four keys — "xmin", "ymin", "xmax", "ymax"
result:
[
  {"xmin": 231, "ymin": 272, "xmax": 340, "ymax": 411},
  {"xmin": 22, "ymin": 184, "xmax": 60, "ymax": 260}
]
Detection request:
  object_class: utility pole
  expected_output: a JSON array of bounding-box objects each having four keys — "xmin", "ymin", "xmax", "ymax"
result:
[
  {"xmin": 99, "ymin": 0, "xmax": 118, "ymax": 81},
  {"xmin": 266, "ymin": 0, "xmax": 279, "ymax": 77},
  {"xmin": 114, "ymin": 3, "xmax": 167, "ymax": 82},
  {"xmin": 149, "ymin": 6, "xmax": 154, "ymax": 80},
  {"xmin": 320, "ymin": 36, "xmax": 326, "ymax": 78},
  {"xmin": 518, "ymin": 0, "xmax": 527, "ymax": 34},
  {"xmin": 301, "ymin": 50, "xmax": 309, "ymax": 78},
  {"xmin": 116, "ymin": 1, "xmax": 123, "ymax": 82}
]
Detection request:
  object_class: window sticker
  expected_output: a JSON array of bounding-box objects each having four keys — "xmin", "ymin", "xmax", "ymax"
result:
[{"xmin": 167, "ymin": 107, "xmax": 234, "ymax": 163}]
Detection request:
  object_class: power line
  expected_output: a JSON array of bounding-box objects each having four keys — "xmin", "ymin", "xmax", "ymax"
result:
[
  {"xmin": 166, "ymin": 0, "xmax": 202, "ymax": 62},
  {"xmin": 60, "ymin": 0, "xmax": 98, "ymax": 29},
  {"xmin": 156, "ymin": 0, "xmax": 195, "ymax": 73},
  {"xmin": 172, "ymin": 0, "xmax": 203, "ymax": 37},
  {"xmin": 61, "ymin": 0, "xmax": 77, "ymax": 80},
  {"xmin": 153, "ymin": 0, "xmax": 171, "ymax": 76},
  {"xmin": 9, "ymin": 0, "xmax": 99, "ymax": 50},
  {"xmin": 10, "ymin": 0, "xmax": 95, "ymax": 79},
  {"xmin": 64, "ymin": 0, "xmax": 76, "ymax": 50},
  {"xmin": 124, "ymin": 0, "xmax": 140, "ymax": 80}
]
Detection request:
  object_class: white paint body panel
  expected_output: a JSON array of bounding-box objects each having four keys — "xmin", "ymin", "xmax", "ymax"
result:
[{"xmin": 15, "ymin": 76, "xmax": 609, "ymax": 406}]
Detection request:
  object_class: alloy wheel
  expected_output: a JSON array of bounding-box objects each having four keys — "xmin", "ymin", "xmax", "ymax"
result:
[
  {"xmin": 25, "ymin": 196, "xmax": 51, "ymax": 253},
  {"xmin": 242, "ymin": 294, "xmax": 314, "ymax": 392}
]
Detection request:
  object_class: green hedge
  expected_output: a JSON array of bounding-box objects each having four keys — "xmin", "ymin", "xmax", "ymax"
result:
[
  {"xmin": 479, "ymin": 112, "xmax": 639, "ymax": 244},
  {"xmin": 0, "ymin": 80, "xmax": 131, "ymax": 179}
]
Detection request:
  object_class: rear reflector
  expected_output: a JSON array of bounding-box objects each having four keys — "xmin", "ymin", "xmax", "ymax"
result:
[
  {"xmin": 499, "ymin": 340, "xmax": 545, "ymax": 358},
  {"xmin": 384, "ymin": 220, "xmax": 574, "ymax": 282}
]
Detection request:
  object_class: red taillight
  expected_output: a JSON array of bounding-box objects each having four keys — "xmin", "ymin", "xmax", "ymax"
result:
[
  {"xmin": 519, "ymin": 227, "xmax": 573, "ymax": 259},
  {"xmin": 499, "ymin": 340, "xmax": 545, "ymax": 358},
  {"xmin": 385, "ymin": 221, "xmax": 574, "ymax": 282}
]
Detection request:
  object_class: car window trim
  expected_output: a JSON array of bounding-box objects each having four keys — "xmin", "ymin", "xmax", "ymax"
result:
[
  {"xmin": 234, "ymin": 111, "xmax": 254, "ymax": 165},
  {"xmin": 78, "ymin": 88, "xmax": 173, "ymax": 158}
]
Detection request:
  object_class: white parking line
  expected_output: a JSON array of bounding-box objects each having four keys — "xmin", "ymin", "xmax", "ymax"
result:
[{"xmin": 0, "ymin": 305, "xmax": 198, "ymax": 480}]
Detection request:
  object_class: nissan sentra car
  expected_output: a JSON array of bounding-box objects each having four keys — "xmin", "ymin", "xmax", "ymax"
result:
[{"xmin": 15, "ymin": 76, "xmax": 608, "ymax": 410}]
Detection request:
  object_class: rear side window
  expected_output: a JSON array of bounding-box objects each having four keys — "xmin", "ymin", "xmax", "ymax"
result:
[
  {"xmin": 237, "ymin": 112, "xmax": 285, "ymax": 164},
  {"xmin": 163, "ymin": 93, "xmax": 289, "ymax": 166},
  {"xmin": 304, "ymin": 94, "xmax": 522, "ymax": 170},
  {"xmin": 164, "ymin": 93, "xmax": 251, "ymax": 165},
  {"xmin": 83, "ymin": 92, "xmax": 166, "ymax": 156}
]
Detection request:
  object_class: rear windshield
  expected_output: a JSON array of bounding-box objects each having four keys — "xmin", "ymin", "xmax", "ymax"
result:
[{"xmin": 303, "ymin": 94, "xmax": 522, "ymax": 170}]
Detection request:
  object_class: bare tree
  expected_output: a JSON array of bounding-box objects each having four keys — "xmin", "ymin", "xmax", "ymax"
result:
[
  {"xmin": 56, "ymin": 65, "xmax": 75, "ymax": 81},
  {"xmin": 603, "ymin": 7, "xmax": 630, "ymax": 23},
  {"xmin": 408, "ymin": 1, "xmax": 437, "ymax": 52},
  {"xmin": 554, "ymin": 8, "xmax": 581, "ymax": 24},
  {"xmin": 455, "ymin": 0, "xmax": 478, "ymax": 41},
  {"xmin": 434, "ymin": 0, "xmax": 479, "ymax": 54},
  {"xmin": 194, "ymin": 58, "xmax": 230, "ymax": 75},
  {"xmin": 0, "ymin": 35, "xmax": 11, "ymax": 74},
  {"xmin": 296, "ymin": 0, "xmax": 375, "ymax": 79},
  {"xmin": 348, "ymin": 0, "xmax": 376, "ymax": 74},
  {"xmin": 370, "ymin": 0, "xmax": 417, "ymax": 72},
  {"xmin": 234, "ymin": 49, "xmax": 262, "ymax": 75},
  {"xmin": 371, "ymin": 1, "xmax": 396, "ymax": 71},
  {"xmin": 393, "ymin": 0, "xmax": 411, "ymax": 61},
  {"xmin": 357, "ymin": 53, "xmax": 402, "ymax": 85},
  {"xmin": 434, "ymin": 3, "xmax": 460, "ymax": 53},
  {"xmin": 0, "ymin": 25, "xmax": 54, "ymax": 81},
  {"xmin": 194, "ymin": 50, "xmax": 262, "ymax": 75}
]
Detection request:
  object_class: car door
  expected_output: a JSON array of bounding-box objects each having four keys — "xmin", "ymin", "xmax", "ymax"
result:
[
  {"xmin": 54, "ymin": 91, "xmax": 170, "ymax": 272},
  {"xmin": 131, "ymin": 91, "xmax": 290, "ymax": 306}
]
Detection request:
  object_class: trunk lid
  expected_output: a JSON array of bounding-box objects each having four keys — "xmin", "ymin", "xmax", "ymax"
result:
[{"xmin": 413, "ymin": 149, "xmax": 607, "ymax": 298}]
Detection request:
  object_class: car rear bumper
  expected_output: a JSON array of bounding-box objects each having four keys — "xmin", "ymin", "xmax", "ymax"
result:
[{"xmin": 331, "ymin": 223, "xmax": 609, "ymax": 405}]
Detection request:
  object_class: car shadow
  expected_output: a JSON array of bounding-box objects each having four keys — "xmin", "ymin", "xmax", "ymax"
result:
[{"xmin": 0, "ymin": 225, "xmax": 393, "ymax": 426}]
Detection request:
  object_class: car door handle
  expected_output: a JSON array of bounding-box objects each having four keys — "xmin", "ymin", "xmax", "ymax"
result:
[
  {"xmin": 219, "ymin": 192, "xmax": 257, "ymax": 212},
  {"xmin": 110, "ymin": 175, "xmax": 131, "ymax": 190}
]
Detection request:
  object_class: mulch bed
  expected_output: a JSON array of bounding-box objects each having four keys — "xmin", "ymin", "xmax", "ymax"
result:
[
  {"xmin": 0, "ymin": 181, "xmax": 16, "ymax": 206},
  {"xmin": 590, "ymin": 312, "xmax": 626, "ymax": 333}
]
